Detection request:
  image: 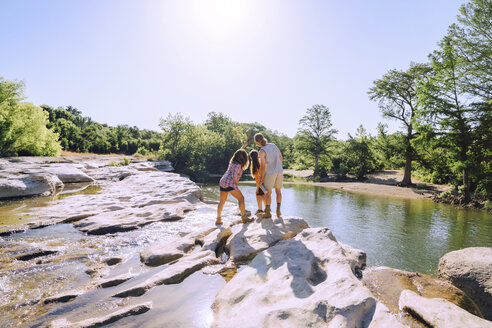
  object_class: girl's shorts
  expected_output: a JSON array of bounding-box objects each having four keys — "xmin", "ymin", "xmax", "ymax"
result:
[{"xmin": 220, "ymin": 186, "xmax": 235, "ymax": 192}]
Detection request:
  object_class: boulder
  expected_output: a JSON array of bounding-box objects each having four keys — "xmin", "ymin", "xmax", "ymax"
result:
[
  {"xmin": 212, "ymin": 227, "xmax": 405, "ymax": 327},
  {"xmin": 362, "ymin": 266, "xmax": 483, "ymax": 326},
  {"xmin": 226, "ymin": 216, "xmax": 309, "ymax": 262},
  {"xmin": 399, "ymin": 290, "xmax": 492, "ymax": 328},
  {"xmin": 438, "ymin": 247, "xmax": 492, "ymax": 320},
  {"xmin": 0, "ymin": 174, "xmax": 63, "ymax": 199}
]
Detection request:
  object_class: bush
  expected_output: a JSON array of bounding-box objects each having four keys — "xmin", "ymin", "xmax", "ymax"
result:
[{"xmin": 438, "ymin": 190, "xmax": 452, "ymax": 198}]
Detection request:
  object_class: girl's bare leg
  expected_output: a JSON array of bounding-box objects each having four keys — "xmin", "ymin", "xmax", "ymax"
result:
[
  {"xmin": 256, "ymin": 195, "xmax": 264, "ymax": 211},
  {"xmin": 230, "ymin": 189, "xmax": 246, "ymax": 216},
  {"xmin": 216, "ymin": 191, "xmax": 229, "ymax": 223}
]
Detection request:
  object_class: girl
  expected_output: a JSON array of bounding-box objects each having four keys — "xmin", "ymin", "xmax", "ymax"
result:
[
  {"xmin": 249, "ymin": 149, "xmax": 265, "ymax": 215},
  {"xmin": 216, "ymin": 142, "xmax": 252, "ymax": 225}
]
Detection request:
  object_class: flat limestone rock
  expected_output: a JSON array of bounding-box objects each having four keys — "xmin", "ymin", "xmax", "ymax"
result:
[
  {"xmin": 438, "ymin": 247, "xmax": 492, "ymax": 320},
  {"xmin": 38, "ymin": 164, "xmax": 94, "ymax": 183},
  {"xmin": 0, "ymin": 174, "xmax": 63, "ymax": 199},
  {"xmin": 213, "ymin": 227, "xmax": 405, "ymax": 328},
  {"xmin": 399, "ymin": 290, "xmax": 492, "ymax": 328},
  {"xmin": 140, "ymin": 226, "xmax": 220, "ymax": 266},
  {"xmin": 74, "ymin": 201, "xmax": 194, "ymax": 235},
  {"xmin": 226, "ymin": 216, "xmax": 309, "ymax": 262},
  {"xmin": 98, "ymin": 273, "xmax": 137, "ymax": 288},
  {"xmin": 114, "ymin": 250, "xmax": 220, "ymax": 298},
  {"xmin": 50, "ymin": 302, "xmax": 152, "ymax": 328},
  {"xmin": 3, "ymin": 161, "xmax": 203, "ymax": 237}
]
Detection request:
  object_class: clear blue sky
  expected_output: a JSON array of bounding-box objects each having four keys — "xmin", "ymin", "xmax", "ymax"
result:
[{"xmin": 0, "ymin": 0, "xmax": 466, "ymax": 138}]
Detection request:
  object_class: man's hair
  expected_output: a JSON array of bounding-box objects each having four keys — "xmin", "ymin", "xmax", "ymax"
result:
[{"xmin": 254, "ymin": 133, "xmax": 267, "ymax": 147}]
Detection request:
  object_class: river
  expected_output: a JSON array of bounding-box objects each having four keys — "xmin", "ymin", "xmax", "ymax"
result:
[{"xmin": 203, "ymin": 183, "xmax": 492, "ymax": 275}]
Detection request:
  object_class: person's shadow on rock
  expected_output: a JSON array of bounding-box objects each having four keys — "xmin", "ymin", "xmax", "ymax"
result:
[{"xmin": 249, "ymin": 238, "xmax": 326, "ymax": 299}]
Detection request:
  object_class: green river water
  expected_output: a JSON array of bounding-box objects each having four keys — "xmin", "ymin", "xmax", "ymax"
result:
[{"xmin": 204, "ymin": 183, "xmax": 492, "ymax": 275}]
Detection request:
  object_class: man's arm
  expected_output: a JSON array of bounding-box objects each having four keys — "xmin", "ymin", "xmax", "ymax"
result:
[
  {"xmin": 279, "ymin": 149, "xmax": 283, "ymax": 163},
  {"xmin": 259, "ymin": 149, "xmax": 267, "ymax": 185}
]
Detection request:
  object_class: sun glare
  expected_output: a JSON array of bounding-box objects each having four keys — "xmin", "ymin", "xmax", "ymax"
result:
[{"xmin": 188, "ymin": 0, "xmax": 251, "ymax": 39}]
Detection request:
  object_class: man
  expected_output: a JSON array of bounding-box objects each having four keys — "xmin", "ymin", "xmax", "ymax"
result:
[{"xmin": 254, "ymin": 133, "xmax": 283, "ymax": 218}]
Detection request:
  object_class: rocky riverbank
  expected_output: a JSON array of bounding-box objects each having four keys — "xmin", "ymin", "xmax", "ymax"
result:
[{"xmin": 0, "ymin": 157, "xmax": 490, "ymax": 327}]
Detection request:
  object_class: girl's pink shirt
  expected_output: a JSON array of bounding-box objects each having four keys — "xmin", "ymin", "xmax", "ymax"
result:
[{"xmin": 219, "ymin": 163, "xmax": 243, "ymax": 190}]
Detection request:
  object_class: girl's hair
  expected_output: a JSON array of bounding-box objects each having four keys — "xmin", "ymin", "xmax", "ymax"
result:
[
  {"xmin": 249, "ymin": 150, "xmax": 260, "ymax": 178},
  {"xmin": 254, "ymin": 133, "xmax": 267, "ymax": 147},
  {"xmin": 230, "ymin": 149, "xmax": 249, "ymax": 171}
]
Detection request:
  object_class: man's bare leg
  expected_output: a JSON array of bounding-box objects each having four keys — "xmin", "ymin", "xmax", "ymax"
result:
[{"xmin": 275, "ymin": 187, "xmax": 282, "ymax": 217}]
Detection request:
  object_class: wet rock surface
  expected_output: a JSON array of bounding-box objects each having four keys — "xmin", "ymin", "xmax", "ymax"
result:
[
  {"xmin": 438, "ymin": 247, "xmax": 492, "ymax": 320},
  {"xmin": 50, "ymin": 302, "xmax": 153, "ymax": 328},
  {"xmin": 0, "ymin": 156, "xmax": 199, "ymax": 236}
]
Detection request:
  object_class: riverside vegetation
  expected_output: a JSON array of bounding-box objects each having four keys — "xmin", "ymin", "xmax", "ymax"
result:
[{"xmin": 0, "ymin": 0, "xmax": 490, "ymax": 206}]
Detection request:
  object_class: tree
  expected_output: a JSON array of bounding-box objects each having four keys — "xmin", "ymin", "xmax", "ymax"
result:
[
  {"xmin": 418, "ymin": 35, "xmax": 482, "ymax": 202},
  {"xmin": 343, "ymin": 125, "xmax": 377, "ymax": 179},
  {"xmin": 205, "ymin": 112, "xmax": 245, "ymax": 173},
  {"xmin": 0, "ymin": 78, "xmax": 61, "ymax": 156},
  {"xmin": 450, "ymin": 0, "xmax": 492, "ymax": 100},
  {"xmin": 296, "ymin": 105, "xmax": 337, "ymax": 177},
  {"xmin": 368, "ymin": 63, "xmax": 431, "ymax": 186},
  {"xmin": 372, "ymin": 123, "xmax": 406, "ymax": 170}
]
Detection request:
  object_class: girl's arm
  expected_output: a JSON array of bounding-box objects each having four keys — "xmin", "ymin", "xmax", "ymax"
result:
[{"xmin": 241, "ymin": 141, "xmax": 248, "ymax": 149}]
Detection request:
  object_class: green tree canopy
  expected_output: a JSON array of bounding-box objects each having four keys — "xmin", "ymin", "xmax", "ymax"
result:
[
  {"xmin": 0, "ymin": 78, "xmax": 61, "ymax": 156},
  {"xmin": 296, "ymin": 104, "xmax": 337, "ymax": 178},
  {"xmin": 368, "ymin": 63, "xmax": 431, "ymax": 186}
]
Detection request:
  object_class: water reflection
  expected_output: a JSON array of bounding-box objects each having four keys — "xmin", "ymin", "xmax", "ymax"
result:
[{"xmin": 202, "ymin": 184, "xmax": 492, "ymax": 275}]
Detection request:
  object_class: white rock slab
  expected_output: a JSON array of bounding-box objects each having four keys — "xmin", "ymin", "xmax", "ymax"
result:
[
  {"xmin": 213, "ymin": 227, "xmax": 404, "ymax": 328},
  {"xmin": 399, "ymin": 289, "xmax": 492, "ymax": 328},
  {"xmin": 0, "ymin": 174, "xmax": 63, "ymax": 199},
  {"xmin": 226, "ymin": 216, "xmax": 309, "ymax": 262},
  {"xmin": 114, "ymin": 250, "xmax": 220, "ymax": 298}
]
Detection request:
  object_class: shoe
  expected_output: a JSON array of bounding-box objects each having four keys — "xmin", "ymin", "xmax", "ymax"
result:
[
  {"xmin": 215, "ymin": 218, "xmax": 223, "ymax": 225},
  {"xmin": 241, "ymin": 216, "xmax": 254, "ymax": 223},
  {"xmin": 276, "ymin": 208, "xmax": 282, "ymax": 217},
  {"xmin": 261, "ymin": 209, "xmax": 272, "ymax": 219},
  {"xmin": 254, "ymin": 209, "xmax": 264, "ymax": 216},
  {"xmin": 237, "ymin": 210, "xmax": 252, "ymax": 216}
]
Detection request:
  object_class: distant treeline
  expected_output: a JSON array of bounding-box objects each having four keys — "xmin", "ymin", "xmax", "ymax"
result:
[{"xmin": 42, "ymin": 105, "xmax": 162, "ymax": 155}]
